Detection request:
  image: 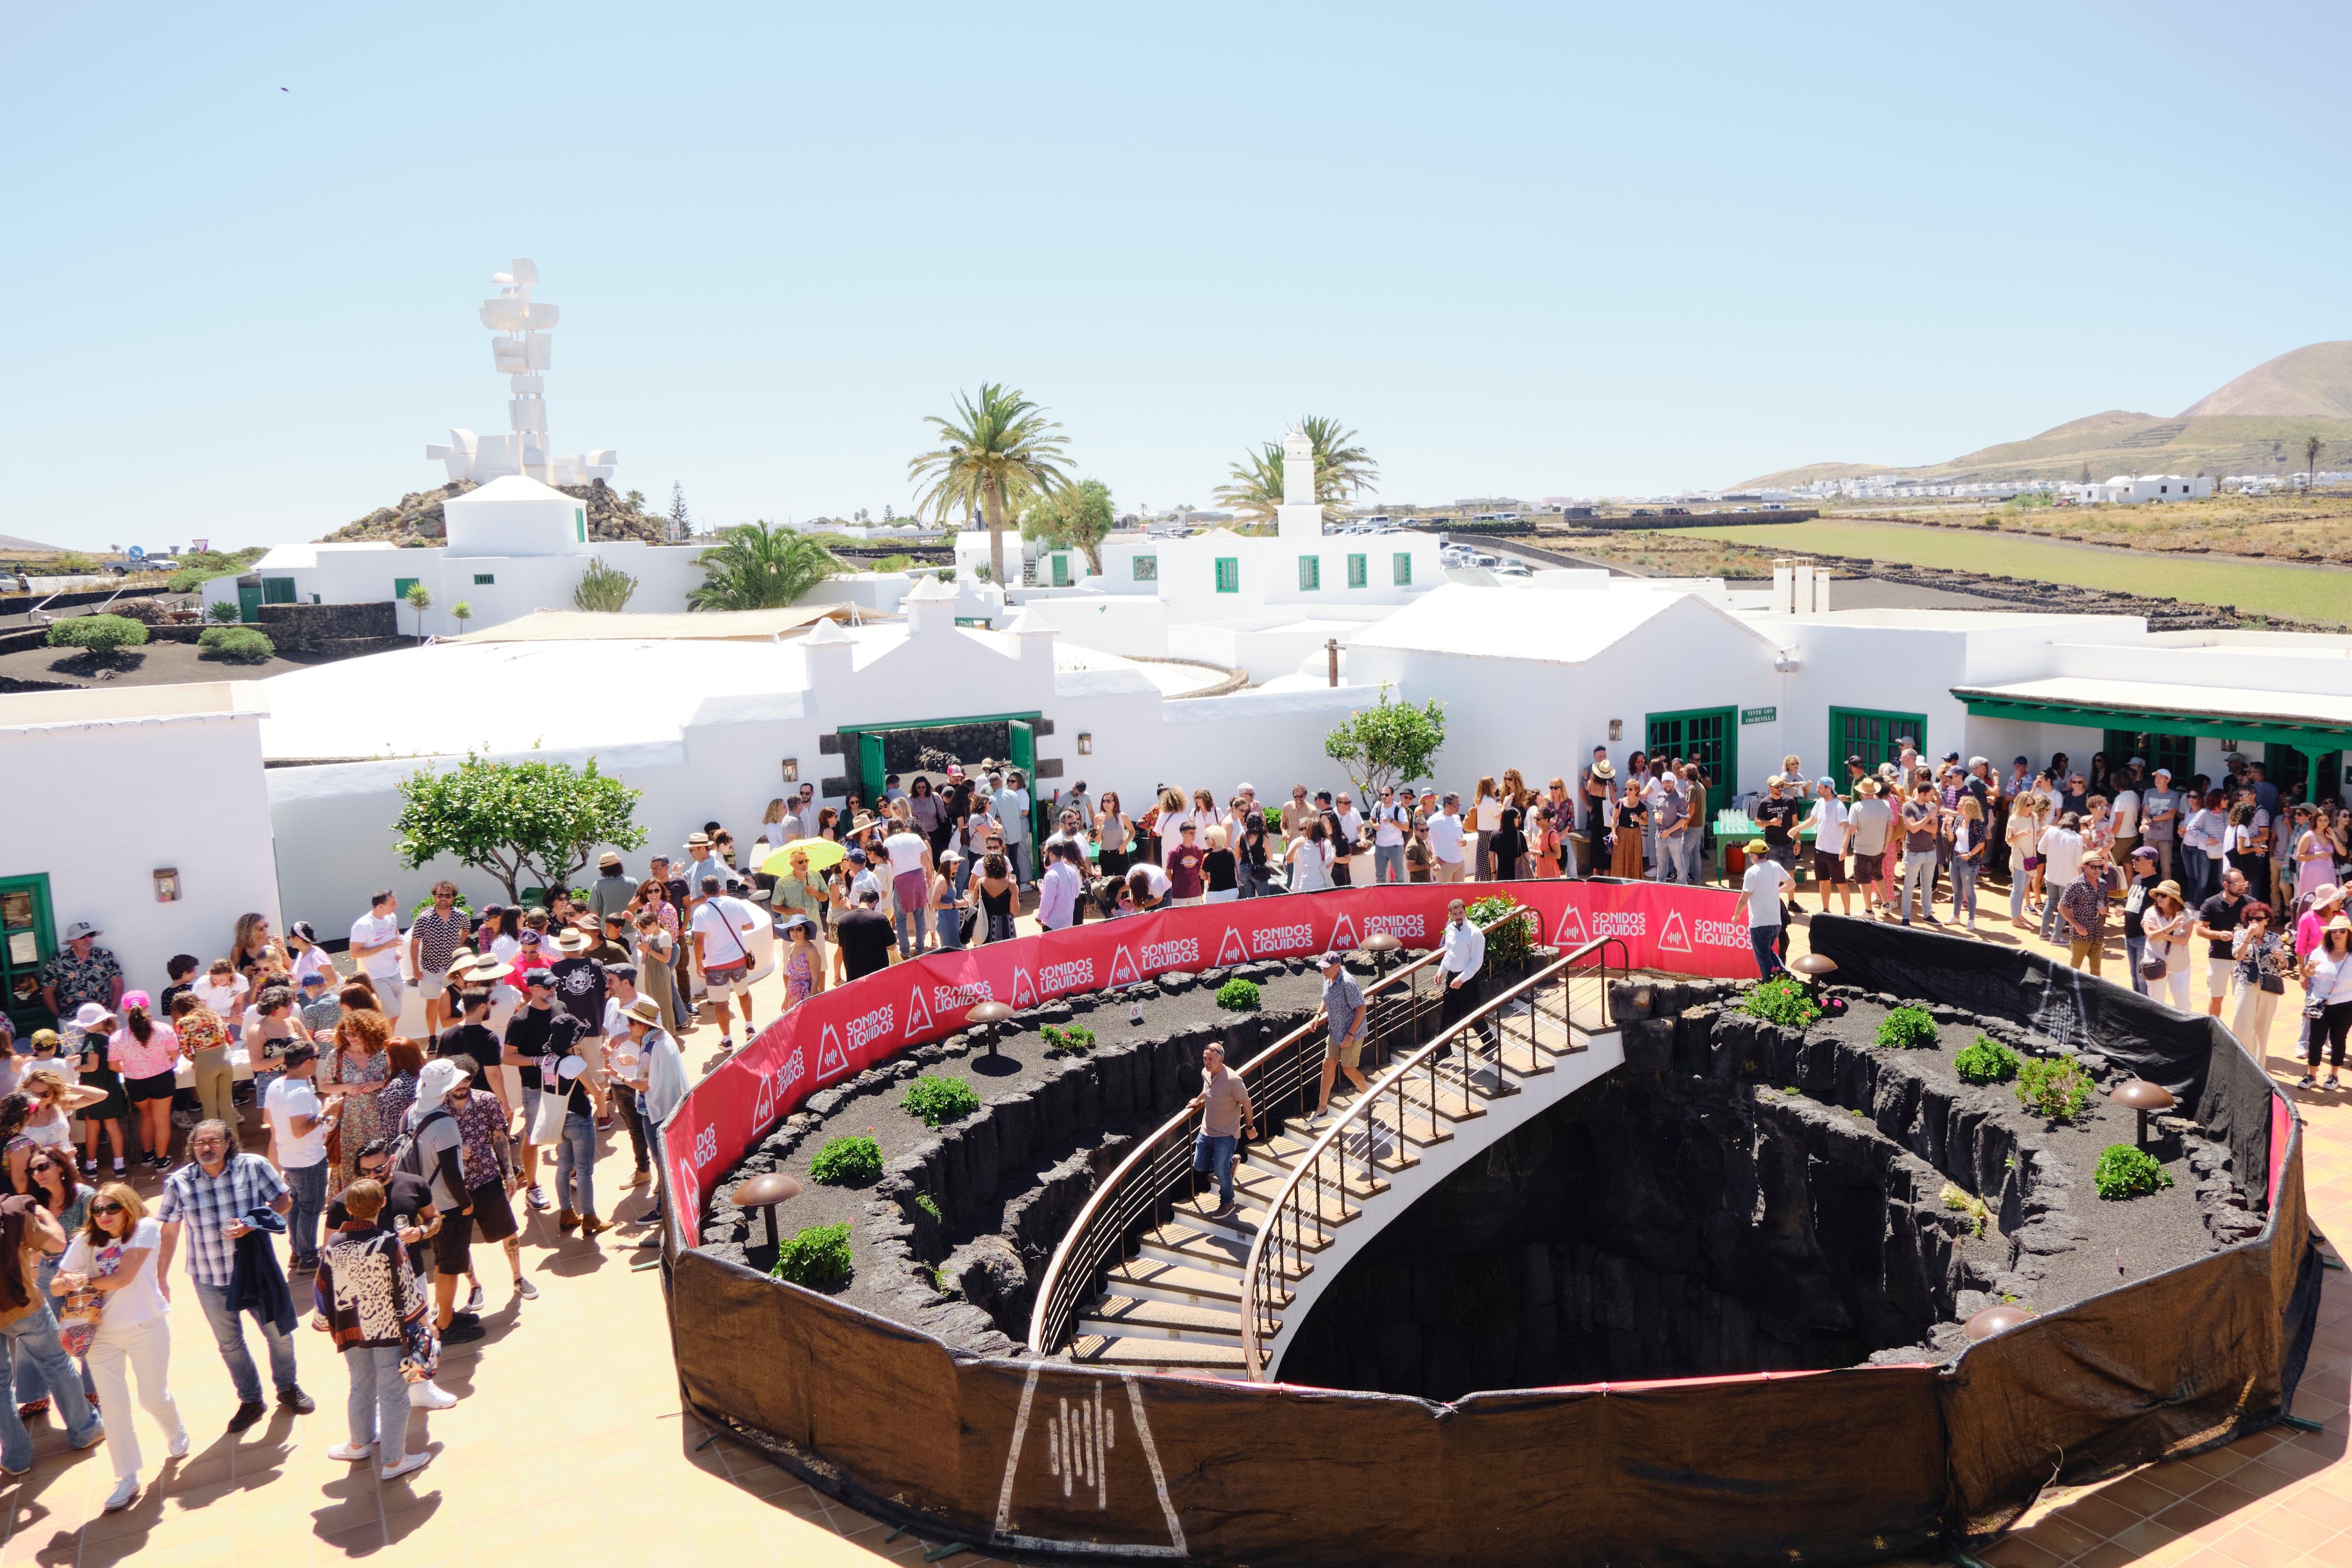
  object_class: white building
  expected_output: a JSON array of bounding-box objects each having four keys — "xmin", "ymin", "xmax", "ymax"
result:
[{"xmin": 2061, "ymin": 474, "xmax": 2214, "ymax": 505}]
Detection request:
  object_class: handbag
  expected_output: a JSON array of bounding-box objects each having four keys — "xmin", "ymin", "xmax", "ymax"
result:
[
  {"xmin": 2139, "ymin": 955, "xmax": 2167, "ymax": 981},
  {"xmin": 56, "ymin": 1288, "xmax": 103, "ymax": 1358}
]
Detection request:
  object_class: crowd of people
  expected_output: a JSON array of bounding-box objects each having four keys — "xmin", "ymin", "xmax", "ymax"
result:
[{"xmin": 8, "ymin": 880, "xmax": 695, "ymax": 1512}]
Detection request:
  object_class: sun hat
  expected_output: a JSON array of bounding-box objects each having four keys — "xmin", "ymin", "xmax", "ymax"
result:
[
  {"xmin": 1857, "ymin": 779, "xmax": 1878, "ymax": 796},
  {"xmin": 63, "ymin": 922, "xmax": 101, "ymax": 941},
  {"xmin": 599, "ymin": 851, "xmax": 622, "ymax": 868},
  {"xmin": 72, "ymin": 1003, "xmax": 111, "ymax": 1029},
  {"xmin": 781, "ymin": 914, "xmax": 817, "ymax": 936},
  {"xmin": 685, "ymin": 831, "xmax": 711, "ymax": 847},
  {"xmin": 2153, "ymin": 880, "xmax": 2182, "ymax": 900},
  {"xmin": 625, "ymin": 995, "xmax": 663, "ymax": 1027},
  {"xmin": 553, "ymin": 929, "xmax": 593, "ymax": 953},
  {"xmin": 2325, "ymin": 913, "xmax": 2352, "ymax": 935},
  {"xmin": 1590, "ymin": 760, "xmax": 1615, "ymax": 780},
  {"xmin": 2313, "ymin": 883, "xmax": 2344, "ymax": 907},
  {"xmin": 463, "ymin": 958, "xmax": 514, "ymax": 984}
]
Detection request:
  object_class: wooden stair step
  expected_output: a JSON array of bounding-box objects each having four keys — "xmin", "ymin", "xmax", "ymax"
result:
[
  {"xmin": 1106, "ymin": 1257, "xmax": 1243, "ymax": 1310},
  {"xmin": 1068, "ymin": 1333, "xmax": 1249, "ymax": 1374},
  {"xmin": 1075, "ymin": 1294, "xmax": 1270, "ymax": 1344}
]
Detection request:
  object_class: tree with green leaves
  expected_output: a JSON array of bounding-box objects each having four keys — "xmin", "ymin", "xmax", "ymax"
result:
[
  {"xmin": 1323, "ymin": 684, "xmax": 1446, "ymax": 800},
  {"xmin": 667, "ymin": 483, "xmax": 692, "ymax": 542},
  {"xmin": 1020, "ymin": 478, "xmax": 1116, "ymax": 574},
  {"xmin": 393, "ymin": 754, "xmax": 647, "ymax": 903},
  {"xmin": 46, "ymin": 614, "xmax": 148, "ymax": 661},
  {"xmin": 2306, "ymin": 434, "xmax": 2324, "ymax": 490},
  {"xmin": 1214, "ymin": 415, "xmax": 1380, "ymax": 525},
  {"xmin": 573, "ymin": 556, "xmax": 639, "ymax": 613},
  {"xmin": 689, "ymin": 522, "xmax": 842, "ymax": 611},
  {"xmin": 451, "ymin": 599, "xmax": 473, "ymax": 634},
  {"xmin": 403, "ymin": 581, "xmax": 433, "ymax": 645},
  {"xmin": 908, "ymin": 384, "xmax": 1072, "ymax": 588}
]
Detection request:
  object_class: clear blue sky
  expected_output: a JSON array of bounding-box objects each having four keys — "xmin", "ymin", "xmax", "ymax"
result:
[{"xmin": 5, "ymin": 1, "xmax": 2347, "ymax": 550}]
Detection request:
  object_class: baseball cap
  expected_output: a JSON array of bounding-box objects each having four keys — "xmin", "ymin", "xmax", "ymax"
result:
[
  {"xmin": 2129, "ymin": 756, "xmax": 2146, "ymax": 766},
  {"xmin": 1817, "ymin": 776, "xmax": 1836, "ymax": 789},
  {"xmin": 2133, "ymin": 845, "xmax": 2158, "ymax": 862},
  {"xmin": 1317, "ymin": 951, "xmax": 1345, "ymax": 968},
  {"xmin": 1844, "ymin": 755, "xmax": 1863, "ymax": 768},
  {"xmin": 2013, "ymin": 756, "xmax": 2030, "ymax": 766},
  {"xmin": 299, "ymin": 969, "xmax": 327, "ymax": 987},
  {"xmin": 847, "ymin": 847, "xmax": 868, "ymax": 863}
]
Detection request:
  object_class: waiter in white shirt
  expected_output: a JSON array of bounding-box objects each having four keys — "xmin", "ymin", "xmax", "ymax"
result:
[{"xmin": 1435, "ymin": 899, "xmax": 1492, "ymax": 1056}]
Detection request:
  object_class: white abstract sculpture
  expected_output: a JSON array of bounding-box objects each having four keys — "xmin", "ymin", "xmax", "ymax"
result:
[
  {"xmin": 425, "ymin": 259, "xmax": 618, "ymax": 488},
  {"xmin": 1276, "ymin": 422, "xmax": 1322, "ymax": 540}
]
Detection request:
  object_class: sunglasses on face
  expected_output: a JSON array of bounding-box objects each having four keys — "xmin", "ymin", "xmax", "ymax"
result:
[
  {"xmin": 358, "ymin": 1162, "xmax": 389, "ymax": 1177},
  {"xmin": 91, "ymin": 1202, "xmax": 122, "ymax": 1216}
]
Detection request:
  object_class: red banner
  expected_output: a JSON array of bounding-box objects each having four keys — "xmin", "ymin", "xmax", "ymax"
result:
[{"xmin": 662, "ymin": 880, "xmax": 1758, "ymax": 1233}]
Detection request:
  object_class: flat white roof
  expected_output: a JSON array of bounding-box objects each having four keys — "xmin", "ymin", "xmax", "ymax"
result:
[
  {"xmin": 0, "ymin": 681, "xmax": 266, "ymax": 731},
  {"xmin": 1954, "ymin": 675, "xmax": 2352, "ymax": 730}
]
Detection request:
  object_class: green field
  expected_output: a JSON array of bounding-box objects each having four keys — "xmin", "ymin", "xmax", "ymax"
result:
[{"xmin": 1683, "ymin": 521, "xmax": 2352, "ymax": 626}]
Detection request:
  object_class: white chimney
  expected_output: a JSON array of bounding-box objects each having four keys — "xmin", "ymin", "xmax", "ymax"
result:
[
  {"xmin": 1771, "ymin": 559, "xmax": 1795, "ymax": 616},
  {"xmin": 797, "ymin": 614, "xmax": 855, "ymax": 700},
  {"xmin": 1002, "ymin": 605, "xmax": 1058, "ymax": 676},
  {"xmin": 1276, "ymin": 422, "xmax": 1323, "ymax": 540},
  {"xmin": 901, "ymin": 573, "xmax": 959, "ymax": 638}
]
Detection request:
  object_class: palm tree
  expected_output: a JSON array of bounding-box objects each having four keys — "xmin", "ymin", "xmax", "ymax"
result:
[
  {"xmin": 1212, "ymin": 415, "xmax": 1380, "ymax": 525},
  {"xmin": 450, "ymin": 599, "xmax": 474, "ymax": 636},
  {"xmin": 688, "ymin": 523, "xmax": 843, "ymax": 611},
  {"xmin": 908, "ymin": 384, "xmax": 1072, "ymax": 586},
  {"xmin": 403, "ymin": 582, "xmax": 432, "ymax": 646},
  {"xmin": 2306, "ymin": 435, "xmax": 2323, "ymax": 490}
]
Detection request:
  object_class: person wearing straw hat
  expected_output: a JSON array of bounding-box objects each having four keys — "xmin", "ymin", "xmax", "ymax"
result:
[
  {"xmin": 547, "ymin": 927, "xmax": 608, "ymax": 1044},
  {"xmin": 2138, "ymin": 880, "xmax": 2195, "ymax": 1013},
  {"xmin": 1740, "ymin": 840, "xmax": 1792, "ymax": 979},
  {"xmin": 2299, "ymin": 913, "xmax": 2352, "ymax": 1090},
  {"xmin": 611, "ymin": 995, "xmax": 686, "ymax": 1248},
  {"xmin": 589, "ymin": 852, "xmax": 636, "ymax": 923}
]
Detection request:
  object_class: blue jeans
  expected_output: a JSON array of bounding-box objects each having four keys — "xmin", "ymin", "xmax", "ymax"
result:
[
  {"xmin": 1192, "ymin": 1133, "xmax": 1238, "ymax": 1208},
  {"xmin": 1682, "ymin": 832, "xmax": 1708, "ymax": 885},
  {"xmin": 895, "ymin": 907, "xmax": 927, "ymax": 957},
  {"xmin": 2040, "ymin": 883, "xmax": 2072, "ymax": 942},
  {"xmin": 193, "ymin": 1279, "xmax": 299, "ymax": 1406},
  {"xmin": 345, "ymin": 1344, "xmax": 409, "ymax": 1465},
  {"xmin": 1900, "ymin": 850, "xmax": 1937, "ymax": 920},
  {"xmin": 286, "ymin": 1159, "xmax": 329, "ymax": 1269},
  {"xmin": 2179, "ymin": 846, "xmax": 2212, "ymax": 906},
  {"xmin": 556, "ymin": 1112, "xmax": 597, "ymax": 1218},
  {"xmin": 0, "ymin": 1297, "xmax": 102, "ymax": 1469},
  {"xmin": 1750, "ymin": 926, "xmax": 1784, "ymax": 979},
  {"xmin": 1373, "ymin": 844, "xmax": 1405, "ymax": 884},
  {"xmin": 1951, "ymin": 857, "xmax": 1979, "ymax": 922},
  {"xmin": 2126, "ymin": 934, "xmax": 2149, "ymax": 995}
]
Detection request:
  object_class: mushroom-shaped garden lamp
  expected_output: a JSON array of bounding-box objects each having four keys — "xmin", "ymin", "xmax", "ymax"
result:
[
  {"xmin": 2108, "ymin": 1078, "xmax": 2176, "ymax": 1149},
  {"xmin": 967, "ymin": 1000, "xmax": 1016, "ymax": 1063},
  {"xmin": 732, "ymin": 1171, "xmax": 803, "ymax": 1250}
]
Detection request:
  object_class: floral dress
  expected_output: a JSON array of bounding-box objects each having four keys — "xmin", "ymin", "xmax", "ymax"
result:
[
  {"xmin": 783, "ymin": 943, "xmax": 815, "ymax": 1009},
  {"xmin": 323, "ymin": 1045, "xmax": 390, "ymax": 1186}
]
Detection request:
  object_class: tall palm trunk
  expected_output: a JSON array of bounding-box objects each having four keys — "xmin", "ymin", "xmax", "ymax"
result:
[{"xmin": 985, "ymin": 476, "xmax": 1008, "ymax": 587}]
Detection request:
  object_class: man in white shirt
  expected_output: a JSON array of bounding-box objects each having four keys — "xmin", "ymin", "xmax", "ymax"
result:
[
  {"xmin": 1332, "ymin": 794, "xmax": 1367, "ymax": 887},
  {"xmin": 2139, "ymin": 767, "xmax": 2180, "ymax": 883},
  {"xmin": 1804, "ymin": 778, "xmax": 1852, "ymax": 914},
  {"xmin": 1037, "ymin": 840, "xmax": 1084, "ymax": 931},
  {"xmin": 2111, "ymin": 780, "xmax": 2142, "ymax": 868},
  {"xmin": 1845, "ymin": 780, "xmax": 1895, "ymax": 918},
  {"xmin": 994, "ymin": 771, "xmax": 1033, "ymax": 889},
  {"xmin": 1427, "ymin": 795, "xmax": 1467, "ymax": 883},
  {"xmin": 349, "ymin": 890, "xmax": 406, "ymax": 1018},
  {"xmin": 690, "ymin": 875, "xmax": 762, "ymax": 1053},
  {"xmin": 262, "ymin": 1042, "xmax": 336, "ymax": 1273},
  {"xmin": 791, "ymin": 783, "xmax": 822, "ymax": 843},
  {"xmin": 1370, "ymin": 787, "xmax": 1411, "ymax": 884},
  {"xmin": 2037, "ymin": 812, "xmax": 2087, "ymax": 943},
  {"xmin": 882, "ymin": 822, "xmax": 935, "ymax": 956},
  {"xmin": 1741, "ymin": 839, "xmax": 1793, "ymax": 979},
  {"xmin": 1435, "ymin": 899, "xmax": 1493, "ymax": 1053}
]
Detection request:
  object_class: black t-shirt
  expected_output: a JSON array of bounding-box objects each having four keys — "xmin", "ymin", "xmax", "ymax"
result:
[
  {"xmin": 2199, "ymin": 892, "xmax": 2244, "ymax": 959},
  {"xmin": 505, "ymin": 1005, "xmax": 554, "ymax": 1091},
  {"xmin": 835, "ymin": 909, "xmax": 895, "ymax": 981},
  {"xmin": 1204, "ymin": 849, "xmax": 1237, "ymax": 892},
  {"xmin": 436, "ymin": 1022, "xmax": 501, "ymax": 1086},
  {"xmin": 1755, "ymin": 796, "xmax": 1801, "ymax": 847},
  {"xmin": 327, "ymin": 1170, "xmax": 434, "ymax": 1278},
  {"xmin": 2123, "ymin": 874, "xmax": 2159, "ymax": 940},
  {"xmin": 549, "ymin": 956, "xmax": 607, "ymax": 1034},
  {"xmin": 1490, "ymin": 824, "xmax": 1527, "ymax": 868}
]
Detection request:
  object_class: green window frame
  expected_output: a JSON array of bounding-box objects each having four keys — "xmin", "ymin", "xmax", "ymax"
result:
[
  {"xmin": 1347, "ymin": 553, "xmax": 1367, "ymax": 588},
  {"xmin": 1829, "ymin": 706, "xmax": 1925, "ymax": 780},
  {"xmin": 1646, "ymin": 707, "xmax": 1737, "ymax": 792},
  {"xmin": 1298, "ymin": 556, "xmax": 1321, "ymax": 591},
  {"xmin": 1392, "ymin": 552, "xmax": 1412, "ymax": 585},
  {"xmin": 2101, "ymin": 728, "xmax": 2194, "ymax": 788},
  {"xmin": 1132, "ymin": 555, "xmax": 1158, "ymax": 581},
  {"xmin": 393, "ymin": 577, "xmax": 420, "ymax": 600},
  {"xmin": 473, "ymin": 573, "xmax": 496, "ymax": 586},
  {"xmin": 574, "ymin": 508, "xmax": 588, "ymax": 542},
  {"xmin": 1051, "ymin": 554, "xmax": 1072, "ymax": 587},
  {"xmin": 261, "ymin": 576, "xmax": 297, "ymax": 605},
  {"xmin": 1215, "ymin": 557, "xmax": 1239, "ymax": 594},
  {"xmin": 0, "ymin": 873, "xmax": 56, "ymax": 1035}
]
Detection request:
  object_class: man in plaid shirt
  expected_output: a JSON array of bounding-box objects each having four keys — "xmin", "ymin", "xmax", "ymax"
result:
[{"xmin": 155, "ymin": 1120, "xmax": 316, "ymax": 1431}]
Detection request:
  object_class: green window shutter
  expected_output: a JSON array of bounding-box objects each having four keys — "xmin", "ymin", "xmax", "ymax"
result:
[
  {"xmin": 1347, "ymin": 554, "xmax": 1367, "ymax": 588},
  {"xmin": 575, "ymin": 509, "xmax": 587, "ymax": 542},
  {"xmin": 1298, "ymin": 556, "xmax": 1320, "ymax": 591},
  {"xmin": 261, "ymin": 577, "xmax": 297, "ymax": 604},
  {"xmin": 473, "ymin": 573, "xmax": 496, "ymax": 586},
  {"xmin": 393, "ymin": 577, "xmax": 420, "ymax": 600},
  {"xmin": 1393, "ymin": 552, "xmax": 1412, "ymax": 585},
  {"xmin": 1215, "ymin": 557, "xmax": 1239, "ymax": 593},
  {"xmin": 1133, "ymin": 555, "xmax": 1158, "ymax": 581}
]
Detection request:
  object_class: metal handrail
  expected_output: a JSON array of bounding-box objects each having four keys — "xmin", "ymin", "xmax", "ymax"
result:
[
  {"xmin": 1236, "ymin": 934, "xmax": 1627, "ymax": 1378},
  {"xmin": 1025, "ymin": 904, "xmax": 1530, "ymax": 1357}
]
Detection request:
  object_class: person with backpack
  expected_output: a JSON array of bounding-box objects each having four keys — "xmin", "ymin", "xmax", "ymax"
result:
[{"xmin": 397, "ymin": 1061, "xmax": 479, "ymax": 1346}]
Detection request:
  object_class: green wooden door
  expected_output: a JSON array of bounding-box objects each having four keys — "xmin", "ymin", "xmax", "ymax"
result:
[
  {"xmin": 236, "ymin": 580, "xmax": 262, "ymax": 624},
  {"xmin": 1008, "ymin": 720, "xmax": 1045, "ymax": 841},
  {"xmin": 0, "ymin": 875, "xmax": 56, "ymax": 1034},
  {"xmin": 857, "ymin": 733, "xmax": 887, "ymax": 809},
  {"xmin": 1646, "ymin": 707, "xmax": 1737, "ymax": 791},
  {"xmin": 1830, "ymin": 707, "xmax": 1925, "ymax": 779}
]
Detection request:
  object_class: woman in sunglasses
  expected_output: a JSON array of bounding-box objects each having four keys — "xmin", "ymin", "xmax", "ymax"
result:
[
  {"xmin": 54, "ymin": 1184, "xmax": 187, "ymax": 1512},
  {"xmin": 12, "ymin": 1152, "xmax": 95, "ymax": 1423}
]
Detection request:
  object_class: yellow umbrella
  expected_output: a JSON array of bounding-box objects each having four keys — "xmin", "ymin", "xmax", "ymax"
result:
[{"xmin": 763, "ymin": 837, "xmax": 845, "ymax": 875}]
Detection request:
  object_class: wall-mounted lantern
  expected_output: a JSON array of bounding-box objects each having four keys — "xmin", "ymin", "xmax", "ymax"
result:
[
  {"xmin": 153, "ymin": 868, "xmax": 181, "ymax": 903},
  {"xmin": 1608, "ymin": 719, "xmax": 1623, "ymax": 742},
  {"xmin": 1077, "ymin": 733, "xmax": 1093, "ymax": 755},
  {"xmin": 781, "ymin": 757, "xmax": 800, "ymax": 782}
]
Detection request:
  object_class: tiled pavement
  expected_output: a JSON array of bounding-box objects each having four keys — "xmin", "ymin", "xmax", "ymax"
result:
[{"xmin": 6, "ymin": 886, "xmax": 2344, "ymax": 1566}]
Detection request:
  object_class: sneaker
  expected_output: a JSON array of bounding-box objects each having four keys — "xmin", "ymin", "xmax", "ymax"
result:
[
  {"xmin": 226, "ymin": 1400, "xmax": 267, "ymax": 1434},
  {"xmin": 514, "ymin": 1276, "xmax": 538, "ymax": 1300},
  {"xmin": 1304, "ymin": 1112, "xmax": 1329, "ymax": 1128},
  {"xmin": 462, "ymin": 1281, "xmax": 485, "ymax": 1314},
  {"xmin": 623, "ymin": 1170, "xmax": 651, "ymax": 1188},
  {"xmin": 2328, "ymin": 1075, "xmax": 2342, "ymax": 1090},
  {"xmin": 70, "ymin": 1421, "xmax": 105, "ymax": 1452},
  {"xmin": 103, "ymin": 1476, "xmax": 138, "ymax": 1512},
  {"xmin": 447, "ymin": 1310, "xmax": 480, "ymax": 1329},
  {"xmin": 716, "ymin": 1038, "xmax": 734, "ymax": 1055},
  {"xmin": 440, "ymin": 1321, "xmax": 485, "ymax": 1346},
  {"xmin": 525, "ymin": 1185, "xmax": 550, "ymax": 1212},
  {"xmin": 167, "ymin": 1429, "xmax": 190, "ymax": 1460},
  {"xmin": 407, "ymin": 1380, "xmax": 458, "ymax": 1410},
  {"xmin": 380, "ymin": 1451, "xmax": 434, "ymax": 1483},
  {"xmin": 326, "ymin": 1441, "xmax": 373, "ymax": 1462},
  {"xmin": 277, "ymin": 1387, "xmax": 316, "ymax": 1416},
  {"xmin": 2298, "ymin": 1074, "xmax": 2317, "ymax": 1088}
]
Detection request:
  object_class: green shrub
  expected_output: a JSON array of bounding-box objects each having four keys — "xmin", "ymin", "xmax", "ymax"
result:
[
  {"xmin": 809, "ymin": 1133, "xmax": 884, "ymax": 1186},
  {"xmin": 199, "ymin": 627, "xmax": 275, "ymax": 662},
  {"xmin": 1214, "ymin": 978, "xmax": 1262, "ymax": 1011},
  {"xmin": 901, "ymin": 1074, "xmax": 982, "ymax": 1126},
  {"xmin": 2015, "ymin": 1057, "xmax": 2093, "ymax": 1122},
  {"xmin": 1939, "ymin": 1181, "xmax": 1990, "ymax": 1236},
  {"xmin": 1875, "ymin": 1006, "xmax": 1939, "ymax": 1051},
  {"xmin": 1954, "ymin": 1035, "xmax": 2022, "ymax": 1085},
  {"xmin": 1041, "ymin": 1023, "xmax": 1096, "ymax": 1055},
  {"xmin": 771, "ymin": 1221, "xmax": 853, "ymax": 1288},
  {"xmin": 45, "ymin": 614, "xmax": 148, "ymax": 659},
  {"xmin": 2093, "ymin": 1144, "xmax": 2175, "ymax": 1201},
  {"xmin": 1467, "ymin": 895, "xmax": 1534, "ymax": 968},
  {"xmin": 914, "ymin": 1193, "xmax": 941, "ymax": 1221},
  {"xmin": 1741, "ymin": 977, "xmax": 1822, "ymax": 1029}
]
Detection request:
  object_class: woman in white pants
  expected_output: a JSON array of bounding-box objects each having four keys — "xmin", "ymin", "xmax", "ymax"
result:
[
  {"xmin": 2137, "ymin": 883, "xmax": 2196, "ymax": 1014},
  {"xmin": 53, "ymin": 1182, "xmax": 186, "ymax": 1512}
]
